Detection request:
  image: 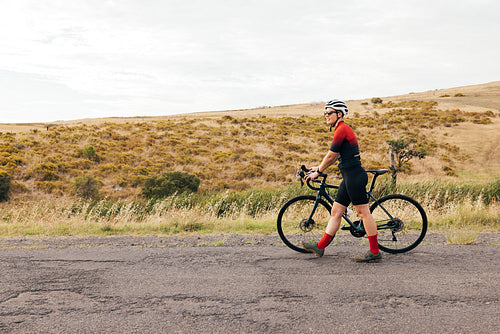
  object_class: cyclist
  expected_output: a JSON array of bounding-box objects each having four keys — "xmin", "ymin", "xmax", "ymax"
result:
[{"xmin": 301, "ymin": 99, "xmax": 382, "ymax": 262}]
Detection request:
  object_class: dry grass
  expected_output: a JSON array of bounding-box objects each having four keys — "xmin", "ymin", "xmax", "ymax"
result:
[
  {"xmin": 0, "ymin": 191, "xmax": 289, "ymax": 236},
  {"xmin": 0, "ymin": 182, "xmax": 497, "ymax": 237},
  {"xmin": 445, "ymin": 231, "xmax": 479, "ymax": 245}
]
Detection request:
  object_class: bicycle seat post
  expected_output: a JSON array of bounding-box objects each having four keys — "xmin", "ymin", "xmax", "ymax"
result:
[
  {"xmin": 367, "ymin": 169, "xmax": 389, "ymax": 193},
  {"xmin": 368, "ymin": 173, "xmax": 378, "ymax": 193}
]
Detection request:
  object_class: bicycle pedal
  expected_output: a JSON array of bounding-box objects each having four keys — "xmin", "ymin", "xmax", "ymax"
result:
[{"xmin": 340, "ymin": 225, "xmax": 350, "ymax": 231}]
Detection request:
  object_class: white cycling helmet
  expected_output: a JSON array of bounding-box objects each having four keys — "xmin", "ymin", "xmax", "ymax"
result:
[{"xmin": 325, "ymin": 99, "xmax": 348, "ymax": 116}]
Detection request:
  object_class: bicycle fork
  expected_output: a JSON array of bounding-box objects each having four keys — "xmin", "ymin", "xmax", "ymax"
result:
[{"xmin": 305, "ymin": 193, "xmax": 324, "ymax": 225}]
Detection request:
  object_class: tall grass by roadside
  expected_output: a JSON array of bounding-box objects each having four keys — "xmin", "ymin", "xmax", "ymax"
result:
[
  {"xmin": 0, "ymin": 185, "xmax": 306, "ymax": 236},
  {"xmin": 373, "ymin": 178, "xmax": 499, "ymax": 232},
  {"xmin": 373, "ymin": 178, "xmax": 499, "ymax": 206},
  {"xmin": 0, "ymin": 179, "xmax": 498, "ymax": 236}
]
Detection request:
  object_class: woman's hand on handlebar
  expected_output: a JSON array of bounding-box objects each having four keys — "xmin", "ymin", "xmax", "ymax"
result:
[{"xmin": 304, "ymin": 167, "xmax": 320, "ymax": 182}]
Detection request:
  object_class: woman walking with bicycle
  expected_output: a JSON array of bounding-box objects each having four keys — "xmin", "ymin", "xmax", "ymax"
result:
[{"xmin": 302, "ymin": 99, "xmax": 382, "ymax": 262}]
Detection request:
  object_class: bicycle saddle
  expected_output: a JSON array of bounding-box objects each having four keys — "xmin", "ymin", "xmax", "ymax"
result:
[{"xmin": 365, "ymin": 169, "xmax": 389, "ymax": 175}]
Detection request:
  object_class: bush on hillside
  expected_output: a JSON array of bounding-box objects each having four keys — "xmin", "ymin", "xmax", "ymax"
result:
[
  {"xmin": 142, "ymin": 172, "xmax": 200, "ymax": 199},
  {"xmin": 73, "ymin": 175, "xmax": 100, "ymax": 200},
  {"xmin": 0, "ymin": 170, "xmax": 12, "ymax": 202},
  {"xmin": 82, "ymin": 145, "xmax": 98, "ymax": 161}
]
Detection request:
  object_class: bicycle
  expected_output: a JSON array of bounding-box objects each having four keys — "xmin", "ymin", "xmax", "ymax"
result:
[{"xmin": 277, "ymin": 165, "xmax": 428, "ymax": 254}]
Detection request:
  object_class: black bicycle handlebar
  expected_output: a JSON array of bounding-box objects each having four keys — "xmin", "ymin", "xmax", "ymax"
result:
[{"xmin": 298, "ymin": 165, "xmax": 328, "ymax": 191}]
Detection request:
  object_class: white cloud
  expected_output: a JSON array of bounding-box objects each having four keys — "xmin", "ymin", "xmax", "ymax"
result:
[{"xmin": 0, "ymin": 0, "xmax": 499, "ymax": 122}]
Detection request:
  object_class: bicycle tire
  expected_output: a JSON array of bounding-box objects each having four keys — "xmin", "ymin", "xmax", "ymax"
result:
[
  {"xmin": 370, "ymin": 194, "xmax": 427, "ymax": 254},
  {"xmin": 277, "ymin": 195, "xmax": 332, "ymax": 253}
]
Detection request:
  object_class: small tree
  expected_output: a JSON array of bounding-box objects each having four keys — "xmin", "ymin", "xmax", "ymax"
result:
[
  {"xmin": 82, "ymin": 145, "xmax": 98, "ymax": 161},
  {"xmin": 142, "ymin": 172, "xmax": 200, "ymax": 199},
  {"xmin": 0, "ymin": 170, "xmax": 12, "ymax": 202},
  {"xmin": 387, "ymin": 137, "xmax": 427, "ymax": 186}
]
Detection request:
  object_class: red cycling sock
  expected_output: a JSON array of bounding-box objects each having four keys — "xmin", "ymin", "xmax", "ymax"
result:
[
  {"xmin": 368, "ymin": 235, "xmax": 379, "ymax": 255},
  {"xmin": 317, "ymin": 233, "xmax": 335, "ymax": 250}
]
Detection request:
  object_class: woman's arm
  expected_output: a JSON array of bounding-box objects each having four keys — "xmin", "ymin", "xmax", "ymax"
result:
[
  {"xmin": 306, "ymin": 151, "xmax": 339, "ymax": 181},
  {"xmin": 317, "ymin": 151, "xmax": 339, "ymax": 173}
]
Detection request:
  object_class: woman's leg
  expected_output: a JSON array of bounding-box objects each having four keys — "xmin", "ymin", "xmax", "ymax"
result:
[
  {"xmin": 301, "ymin": 201, "xmax": 346, "ymax": 256},
  {"xmin": 325, "ymin": 202, "xmax": 346, "ymax": 236},
  {"xmin": 315, "ymin": 202, "xmax": 346, "ymax": 249},
  {"xmin": 317, "ymin": 178, "xmax": 350, "ymax": 249},
  {"xmin": 354, "ymin": 203, "xmax": 381, "ymax": 259},
  {"xmin": 353, "ymin": 204, "xmax": 377, "ymax": 236}
]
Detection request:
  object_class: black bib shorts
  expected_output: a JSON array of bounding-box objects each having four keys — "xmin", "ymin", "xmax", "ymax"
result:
[{"xmin": 335, "ymin": 165, "xmax": 369, "ymax": 207}]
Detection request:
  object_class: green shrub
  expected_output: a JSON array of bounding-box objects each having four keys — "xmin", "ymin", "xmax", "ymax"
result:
[
  {"xmin": 0, "ymin": 170, "xmax": 11, "ymax": 201},
  {"xmin": 371, "ymin": 97, "xmax": 383, "ymax": 104},
  {"xmin": 142, "ymin": 171, "xmax": 200, "ymax": 199},
  {"xmin": 73, "ymin": 175, "xmax": 100, "ymax": 200},
  {"xmin": 82, "ymin": 145, "xmax": 98, "ymax": 161}
]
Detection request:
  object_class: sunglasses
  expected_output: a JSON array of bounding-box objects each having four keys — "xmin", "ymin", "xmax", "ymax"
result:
[{"xmin": 324, "ymin": 110, "xmax": 337, "ymax": 115}]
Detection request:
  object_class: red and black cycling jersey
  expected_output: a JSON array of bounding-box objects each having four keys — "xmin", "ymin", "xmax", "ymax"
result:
[{"xmin": 329, "ymin": 120, "xmax": 361, "ymax": 170}]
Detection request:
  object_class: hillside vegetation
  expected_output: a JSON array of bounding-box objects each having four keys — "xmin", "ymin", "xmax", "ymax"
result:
[
  {"xmin": 0, "ymin": 82, "xmax": 499, "ymax": 236},
  {"xmin": 1, "ymin": 101, "xmax": 497, "ymax": 196}
]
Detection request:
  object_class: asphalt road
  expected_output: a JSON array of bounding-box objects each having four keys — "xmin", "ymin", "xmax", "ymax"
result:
[{"xmin": 0, "ymin": 234, "xmax": 499, "ymax": 333}]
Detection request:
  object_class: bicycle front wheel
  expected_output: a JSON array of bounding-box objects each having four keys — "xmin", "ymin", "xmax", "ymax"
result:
[
  {"xmin": 370, "ymin": 194, "xmax": 427, "ymax": 254},
  {"xmin": 277, "ymin": 195, "xmax": 332, "ymax": 253}
]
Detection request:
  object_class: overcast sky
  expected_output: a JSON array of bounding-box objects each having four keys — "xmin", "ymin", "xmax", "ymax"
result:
[{"xmin": 1, "ymin": 0, "xmax": 499, "ymax": 123}]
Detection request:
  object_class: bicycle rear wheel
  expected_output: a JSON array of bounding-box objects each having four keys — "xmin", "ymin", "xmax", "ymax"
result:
[
  {"xmin": 370, "ymin": 194, "xmax": 427, "ymax": 253},
  {"xmin": 277, "ymin": 195, "xmax": 332, "ymax": 253}
]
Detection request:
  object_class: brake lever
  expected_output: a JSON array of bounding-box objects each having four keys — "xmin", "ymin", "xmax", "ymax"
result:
[{"xmin": 297, "ymin": 170, "xmax": 305, "ymax": 187}]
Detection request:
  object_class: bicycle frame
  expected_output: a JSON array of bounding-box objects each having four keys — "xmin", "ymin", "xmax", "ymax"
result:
[{"xmin": 302, "ymin": 169, "xmax": 395, "ymax": 234}]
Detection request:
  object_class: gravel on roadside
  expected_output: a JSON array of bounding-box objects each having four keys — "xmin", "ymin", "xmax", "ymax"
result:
[{"xmin": 0, "ymin": 232, "xmax": 498, "ymax": 249}]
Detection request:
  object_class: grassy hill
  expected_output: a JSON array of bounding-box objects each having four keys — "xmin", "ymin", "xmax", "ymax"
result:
[
  {"xmin": 1, "ymin": 81, "xmax": 499, "ymax": 196},
  {"xmin": 0, "ymin": 82, "xmax": 498, "ymax": 236}
]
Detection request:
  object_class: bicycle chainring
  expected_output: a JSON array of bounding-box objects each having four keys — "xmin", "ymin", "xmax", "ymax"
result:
[{"xmin": 349, "ymin": 220, "xmax": 366, "ymax": 237}]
